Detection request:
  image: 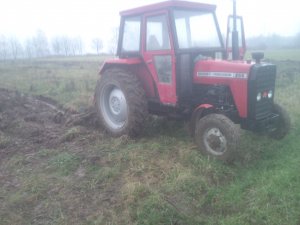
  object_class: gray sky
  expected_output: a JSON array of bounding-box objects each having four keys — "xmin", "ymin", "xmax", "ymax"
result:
[{"xmin": 0, "ymin": 0, "xmax": 299, "ymax": 49}]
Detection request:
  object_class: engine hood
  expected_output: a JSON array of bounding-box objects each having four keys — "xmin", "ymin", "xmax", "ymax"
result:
[{"xmin": 194, "ymin": 59, "xmax": 252, "ymax": 84}]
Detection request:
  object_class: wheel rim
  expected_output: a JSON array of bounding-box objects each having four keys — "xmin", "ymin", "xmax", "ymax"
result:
[
  {"xmin": 99, "ymin": 84, "xmax": 128, "ymax": 130},
  {"xmin": 203, "ymin": 127, "xmax": 227, "ymax": 156}
]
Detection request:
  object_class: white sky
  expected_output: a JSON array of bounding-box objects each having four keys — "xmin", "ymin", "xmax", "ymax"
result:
[{"xmin": 0, "ymin": 0, "xmax": 299, "ymax": 50}]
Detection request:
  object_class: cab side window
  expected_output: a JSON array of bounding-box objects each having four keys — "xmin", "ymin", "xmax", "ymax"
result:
[
  {"xmin": 122, "ymin": 16, "xmax": 141, "ymax": 52},
  {"xmin": 146, "ymin": 15, "xmax": 171, "ymax": 51}
]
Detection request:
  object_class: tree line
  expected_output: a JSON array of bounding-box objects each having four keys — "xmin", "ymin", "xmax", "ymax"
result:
[
  {"xmin": 0, "ymin": 30, "xmax": 109, "ymax": 61},
  {"xmin": 247, "ymin": 32, "xmax": 300, "ymax": 50},
  {"xmin": 1, "ymin": 29, "xmax": 299, "ymax": 60}
]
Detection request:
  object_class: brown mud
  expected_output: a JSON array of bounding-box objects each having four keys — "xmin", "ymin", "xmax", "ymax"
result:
[{"xmin": 0, "ymin": 88, "xmax": 101, "ymax": 162}]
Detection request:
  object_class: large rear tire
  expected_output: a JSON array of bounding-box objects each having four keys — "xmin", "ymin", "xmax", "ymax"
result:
[
  {"xmin": 195, "ymin": 113, "xmax": 240, "ymax": 162},
  {"xmin": 269, "ymin": 103, "xmax": 290, "ymax": 140},
  {"xmin": 95, "ymin": 68, "xmax": 147, "ymax": 137}
]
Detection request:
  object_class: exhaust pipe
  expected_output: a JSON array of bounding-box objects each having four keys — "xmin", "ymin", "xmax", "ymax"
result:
[{"xmin": 232, "ymin": 0, "xmax": 240, "ymax": 60}]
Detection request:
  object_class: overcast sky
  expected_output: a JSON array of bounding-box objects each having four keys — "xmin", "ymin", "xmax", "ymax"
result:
[{"xmin": 0, "ymin": 0, "xmax": 299, "ymax": 48}]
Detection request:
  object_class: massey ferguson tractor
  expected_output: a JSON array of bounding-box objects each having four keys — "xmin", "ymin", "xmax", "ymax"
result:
[{"xmin": 95, "ymin": 1, "xmax": 290, "ymax": 161}]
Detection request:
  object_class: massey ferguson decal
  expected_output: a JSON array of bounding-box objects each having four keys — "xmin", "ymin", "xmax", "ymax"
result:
[{"xmin": 197, "ymin": 72, "xmax": 248, "ymax": 79}]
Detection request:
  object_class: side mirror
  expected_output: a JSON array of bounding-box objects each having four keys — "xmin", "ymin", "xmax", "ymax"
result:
[{"xmin": 225, "ymin": 15, "xmax": 246, "ymax": 60}]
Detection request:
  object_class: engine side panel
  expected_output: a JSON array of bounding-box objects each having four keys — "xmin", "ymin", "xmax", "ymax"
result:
[{"xmin": 193, "ymin": 59, "xmax": 251, "ymax": 118}]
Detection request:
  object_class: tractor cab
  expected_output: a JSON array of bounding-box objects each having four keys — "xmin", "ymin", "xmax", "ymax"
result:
[
  {"xmin": 117, "ymin": 1, "xmax": 228, "ymax": 105},
  {"xmin": 118, "ymin": 1, "xmax": 225, "ymax": 58}
]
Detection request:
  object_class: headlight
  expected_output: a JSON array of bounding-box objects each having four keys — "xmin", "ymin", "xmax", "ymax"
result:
[
  {"xmin": 257, "ymin": 92, "xmax": 262, "ymax": 101},
  {"xmin": 268, "ymin": 90, "xmax": 273, "ymax": 98}
]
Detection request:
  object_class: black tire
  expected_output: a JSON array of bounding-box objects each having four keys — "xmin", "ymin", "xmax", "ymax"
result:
[
  {"xmin": 195, "ymin": 113, "xmax": 240, "ymax": 162},
  {"xmin": 95, "ymin": 68, "xmax": 148, "ymax": 137},
  {"xmin": 269, "ymin": 103, "xmax": 290, "ymax": 140}
]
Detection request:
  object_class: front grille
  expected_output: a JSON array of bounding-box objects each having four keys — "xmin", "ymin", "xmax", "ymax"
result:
[{"xmin": 248, "ymin": 64, "xmax": 276, "ymax": 120}]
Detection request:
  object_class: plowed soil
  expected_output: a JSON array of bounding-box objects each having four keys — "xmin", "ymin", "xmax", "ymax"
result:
[{"xmin": 0, "ymin": 88, "xmax": 100, "ymax": 162}]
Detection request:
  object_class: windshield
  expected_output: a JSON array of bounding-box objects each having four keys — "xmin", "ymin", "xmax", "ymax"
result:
[{"xmin": 174, "ymin": 10, "xmax": 222, "ymax": 49}]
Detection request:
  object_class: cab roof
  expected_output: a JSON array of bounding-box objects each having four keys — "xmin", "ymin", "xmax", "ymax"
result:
[{"xmin": 120, "ymin": 0, "xmax": 216, "ymax": 17}]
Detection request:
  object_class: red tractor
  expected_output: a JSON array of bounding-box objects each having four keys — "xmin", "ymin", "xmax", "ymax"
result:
[{"xmin": 95, "ymin": 1, "xmax": 290, "ymax": 161}]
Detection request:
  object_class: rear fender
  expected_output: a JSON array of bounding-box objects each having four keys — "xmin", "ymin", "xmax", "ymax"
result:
[
  {"xmin": 99, "ymin": 58, "xmax": 142, "ymax": 75},
  {"xmin": 99, "ymin": 58, "xmax": 156, "ymax": 98},
  {"xmin": 189, "ymin": 104, "xmax": 214, "ymax": 136}
]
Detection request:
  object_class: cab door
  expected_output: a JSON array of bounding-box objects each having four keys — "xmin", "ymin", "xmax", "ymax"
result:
[{"xmin": 142, "ymin": 12, "xmax": 177, "ymax": 105}]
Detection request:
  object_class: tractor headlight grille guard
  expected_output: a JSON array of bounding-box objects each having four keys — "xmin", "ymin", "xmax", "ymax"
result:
[{"xmin": 248, "ymin": 64, "xmax": 276, "ymax": 120}]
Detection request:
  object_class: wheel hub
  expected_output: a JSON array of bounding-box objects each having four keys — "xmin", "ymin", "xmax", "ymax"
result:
[
  {"xmin": 100, "ymin": 86, "xmax": 128, "ymax": 129},
  {"xmin": 203, "ymin": 128, "xmax": 227, "ymax": 155},
  {"xmin": 110, "ymin": 95, "xmax": 121, "ymax": 114}
]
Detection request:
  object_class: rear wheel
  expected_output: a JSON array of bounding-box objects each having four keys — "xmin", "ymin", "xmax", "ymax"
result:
[
  {"xmin": 269, "ymin": 103, "xmax": 290, "ymax": 140},
  {"xmin": 195, "ymin": 113, "xmax": 240, "ymax": 162},
  {"xmin": 95, "ymin": 68, "xmax": 147, "ymax": 137}
]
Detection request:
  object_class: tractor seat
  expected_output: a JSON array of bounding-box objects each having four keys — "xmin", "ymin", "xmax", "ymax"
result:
[{"xmin": 147, "ymin": 35, "xmax": 161, "ymax": 51}]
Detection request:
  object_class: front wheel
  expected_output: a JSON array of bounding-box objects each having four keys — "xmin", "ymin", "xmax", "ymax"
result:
[
  {"xmin": 195, "ymin": 114, "xmax": 240, "ymax": 162},
  {"xmin": 269, "ymin": 103, "xmax": 290, "ymax": 140}
]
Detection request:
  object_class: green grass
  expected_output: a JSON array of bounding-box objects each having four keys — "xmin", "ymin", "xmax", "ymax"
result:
[
  {"xmin": 0, "ymin": 55, "xmax": 105, "ymax": 109},
  {"xmin": 48, "ymin": 152, "xmax": 81, "ymax": 176},
  {"xmin": 0, "ymin": 52, "xmax": 300, "ymax": 224},
  {"xmin": 210, "ymin": 133, "xmax": 300, "ymax": 225},
  {"xmin": 264, "ymin": 49, "xmax": 300, "ymax": 61},
  {"xmin": 246, "ymin": 48, "xmax": 300, "ymax": 61}
]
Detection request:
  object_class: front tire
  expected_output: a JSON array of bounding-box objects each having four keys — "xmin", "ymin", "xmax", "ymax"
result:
[
  {"xmin": 95, "ymin": 68, "xmax": 147, "ymax": 137},
  {"xmin": 195, "ymin": 114, "xmax": 240, "ymax": 162},
  {"xmin": 269, "ymin": 103, "xmax": 290, "ymax": 140}
]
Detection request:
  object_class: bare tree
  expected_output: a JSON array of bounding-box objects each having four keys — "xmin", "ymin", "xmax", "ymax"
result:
[
  {"xmin": 74, "ymin": 37, "xmax": 83, "ymax": 55},
  {"xmin": 0, "ymin": 32, "xmax": 87, "ymax": 59},
  {"xmin": 61, "ymin": 36, "xmax": 72, "ymax": 56},
  {"xmin": 51, "ymin": 36, "xmax": 71, "ymax": 56},
  {"xmin": 25, "ymin": 38, "xmax": 35, "ymax": 58},
  {"xmin": 51, "ymin": 36, "xmax": 84, "ymax": 56},
  {"xmin": 295, "ymin": 32, "xmax": 300, "ymax": 47},
  {"xmin": 9, "ymin": 37, "xmax": 23, "ymax": 60},
  {"xmin": 32, "ymin": 30, "xmax": 49, "ymax": 57},
  {"xmin": 92, "ymin": 38, "xmax": 103, "ymax": 55},
  {"xmin": 51, "ymin": 37, "xmax": 63, "ymax": 56},
  {"xmin": 108, "ymin": 27, "xmax": 119, "ymax": 55},
  {"xmin": 71, "ymin": 37, "xmax": 83, "ymax": 55},
  {"xmin": 0, "ymin": 35, "xmax": 9, "ymax": 60}
]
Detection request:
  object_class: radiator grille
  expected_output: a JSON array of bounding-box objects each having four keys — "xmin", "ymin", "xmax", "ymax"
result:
[{"xmin": 248, "ymin": 64, "xmax": 276, "ymax": 120}]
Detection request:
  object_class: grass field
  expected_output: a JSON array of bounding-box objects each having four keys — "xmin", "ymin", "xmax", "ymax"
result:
[
  {"xmin": 0, "ymin": 55, "xmax": 103, "ymax": 110},
  {"xmin": 246, "ymin": 48, "xmax": 300, "ymax": 61},
  {"xmin": 0, "ymin": 51, "xmax": 300, "ymax": 225}
]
